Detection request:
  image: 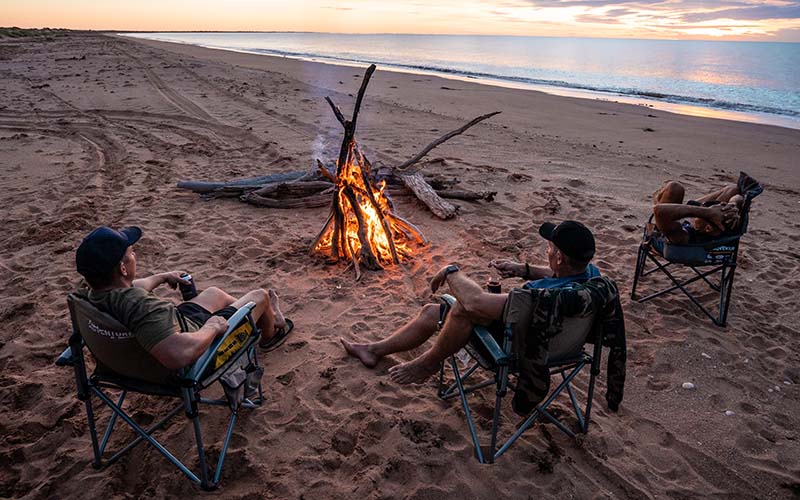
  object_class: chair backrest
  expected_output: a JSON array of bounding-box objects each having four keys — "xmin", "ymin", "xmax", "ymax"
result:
[
  {"xmin": 504, "ymin": 286, "xmax": 597, "ymax": 365},
  {"xmin": 67, "ymin": 293, "xmax": 176, "ymax": 386},
  {"xmin": 737, "ymin": 184, "xmax": 763, "ymax": 236}
]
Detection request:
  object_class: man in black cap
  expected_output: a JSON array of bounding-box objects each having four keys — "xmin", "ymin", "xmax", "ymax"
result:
[
  {"xmin": 341, "ymin": 220, "xmax": 599, "ymax": 384},
  {"xmin": 75, "ymin": 226, "xmax": 291, "ymax": 370}
]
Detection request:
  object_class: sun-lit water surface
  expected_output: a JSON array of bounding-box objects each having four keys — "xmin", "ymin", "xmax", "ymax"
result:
[{"xmin": 123, "ymin": 32, "xmax": 800, "ymax": 129}]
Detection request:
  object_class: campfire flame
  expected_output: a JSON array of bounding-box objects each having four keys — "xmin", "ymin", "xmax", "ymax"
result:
[{"xmin": 312, "ymin": 142, "xmax": 425, "ymax": 271}]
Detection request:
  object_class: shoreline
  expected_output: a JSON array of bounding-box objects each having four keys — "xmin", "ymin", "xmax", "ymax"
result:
[{"xmin": 119, "ymin": 32, "xmax": 800, "ymax": 131}]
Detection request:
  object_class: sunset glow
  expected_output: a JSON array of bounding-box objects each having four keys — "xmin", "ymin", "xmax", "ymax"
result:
[{"xmin": 2, "ymin": 0, "xmax": 799, "ymax": 41}]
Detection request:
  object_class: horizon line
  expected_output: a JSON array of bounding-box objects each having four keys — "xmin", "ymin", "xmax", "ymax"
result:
[{"xmin": 7, "ymin": 27, "xmax": 797, "ymax": 44}]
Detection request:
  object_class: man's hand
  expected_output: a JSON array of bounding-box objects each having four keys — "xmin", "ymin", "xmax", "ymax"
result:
[
  {"xmin": 162, "ymin": 271, "xmax": 190, "ymax": 289},
  {"xmin": 204, "ymin": 316, "xmax": 229, "ymax": 336},
  {"xmin": 430, "ymin": 265, "xmax": 455, "ymax": 294},
  {"xmin": 488, "ymin": 259, "xmax": 526, "ymax": 279}
]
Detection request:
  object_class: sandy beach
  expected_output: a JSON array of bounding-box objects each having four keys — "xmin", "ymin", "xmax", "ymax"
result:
[{"xmin": 0, "ymin": 31, "xmax": 799, "ymax": 499}]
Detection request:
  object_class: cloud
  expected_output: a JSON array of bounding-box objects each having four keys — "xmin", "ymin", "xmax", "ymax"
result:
[{"xmin": 683, "ymin": 3, "xmax": 800, "ymax": 22}]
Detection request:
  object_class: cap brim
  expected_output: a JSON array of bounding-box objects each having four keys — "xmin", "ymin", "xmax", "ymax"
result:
[
  {"xmin": 120, "ymin": 226, "xmax": 142, "ymax": 246},
  {"xmin": 538, "ymin": 222, "xmax": 556, "ymax": 241}
]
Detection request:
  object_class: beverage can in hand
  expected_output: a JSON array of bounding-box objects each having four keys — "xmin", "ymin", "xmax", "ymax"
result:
[{"xmin": 179, "ymin": 273, "xmax": 198, "ymax": 301}]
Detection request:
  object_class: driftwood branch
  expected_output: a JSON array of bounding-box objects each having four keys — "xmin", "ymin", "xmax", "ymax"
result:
[
  {"xmin": 177, "ymin": 171, "xmax": 309, "ymax": 194},
  {"xmin": 399, "ymin": 172, "xmax": 458, "ymax": 219},
  {"xmin": 241, "ymin": 192, "xmax": 332, "ymax": 208},
  {"xmin": 396, "ymin": 111, "xmax": 500, "ymax": 172},
  {"xmin": 325, "ymin": 97, "xmax": 346, "ymax": 126}
]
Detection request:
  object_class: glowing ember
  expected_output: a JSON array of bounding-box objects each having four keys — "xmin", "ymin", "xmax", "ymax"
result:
[{"xmin": 312, "ymin": 142, "xmax": 426, "ymax": 271}]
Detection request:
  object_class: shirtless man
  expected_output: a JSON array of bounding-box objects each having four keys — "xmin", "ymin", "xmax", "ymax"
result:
[
  {"xmin": 76, "ymin": 226, "xmax": 291, "ymax": 370},
  {"xmin": 341, "ymin": 220, "xmax": 598, "ymax": 384},
  {"xmin": 652, "ymin": 171, "xmax": 758, "ymax": 244}
]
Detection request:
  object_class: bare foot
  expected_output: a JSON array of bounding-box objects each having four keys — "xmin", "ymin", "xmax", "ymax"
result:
[
  {"xmin": 268, "ymin": 289, "xmax": 287, "ymax": 330},
  {"xmin": 340, "ymin": 338, "xmax": 381, "ymax": 368},
  {"xmin": 388, "ymin": 357, "xmax": 440, "ymax": 384}
]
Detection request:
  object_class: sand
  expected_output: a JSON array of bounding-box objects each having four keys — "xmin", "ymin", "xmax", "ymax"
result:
[{"xmin": 0, "ymin": 31, "xmax": 798, "ymax": 499}]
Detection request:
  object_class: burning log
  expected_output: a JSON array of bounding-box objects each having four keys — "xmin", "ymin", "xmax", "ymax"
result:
[{"xmin": 309, "ymin": 64, "xmax": 427, "ymax": 274}]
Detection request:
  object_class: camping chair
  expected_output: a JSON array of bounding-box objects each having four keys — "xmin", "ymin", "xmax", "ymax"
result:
[
  {"xmin": 436, "ymin": 287, "xmax": 604, "ymax": 464},
  {"xmin": 630, "ymin": 184, "xmax": 763, "ymax": 326},
  {"xmin": 55, "ymin": 293, "xmax": 265, "ymax": 490}
]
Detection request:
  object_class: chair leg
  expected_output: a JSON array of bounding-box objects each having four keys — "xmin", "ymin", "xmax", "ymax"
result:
[
  {"xmin": 716, "ymin": 264, "xmax": 736, "ymax": 327},
  {"xmin": 488, "ymin": 365, "xmax": 510, "ymax": 464},
  {"xmin": 99, "ymin": 391, "xmax": 126, "ymax": 456},
  {"xmin": 631, "ymin": 243, "xmax": 647, "ymax": 299},
  {"xmin": 450, "ymin": 357, "xmax": 485, "ymax": 464},
  {"xmin": 213, "ymin": 412, "xmax": 238, "ymax": 485},
  {"xmin": 83, "ymin": 395, "xmax": 102, "ymax": 469},
  {"xmin": 183, "ymin": 390, "xmax": 214, "ymax": 490}
]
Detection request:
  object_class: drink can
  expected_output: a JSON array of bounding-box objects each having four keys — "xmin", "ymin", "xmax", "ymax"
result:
[
  {"xmin": 486, "ymin": 281, "xmax": 501, "ymax": 294},
  {"xmin": 179, "ymin": 273, "xmax": 198, "ymax": 301}
]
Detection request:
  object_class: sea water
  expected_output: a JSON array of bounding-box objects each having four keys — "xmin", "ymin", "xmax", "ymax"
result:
[{"xmin": 123, "ymin": 32, "xmax": 800, "ymax": 129}]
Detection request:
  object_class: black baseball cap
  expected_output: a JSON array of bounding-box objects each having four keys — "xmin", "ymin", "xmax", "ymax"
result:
[
  {"xmin": 538, "ymin": 220, "xmax": 595, "ymax": 261},
  {"xmin": 76, "ymin": 226, "xmax": 142, "ymax": 278}
]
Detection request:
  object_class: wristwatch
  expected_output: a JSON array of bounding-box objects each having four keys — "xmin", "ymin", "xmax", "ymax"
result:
[{"xmin": 443, "ymin": 264, "xmax": 460, "ymax": 278}]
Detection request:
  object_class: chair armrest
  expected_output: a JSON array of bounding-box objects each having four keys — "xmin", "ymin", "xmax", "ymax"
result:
[
  {"xmin": 55, "ymin": 346, "xmax": 76, "ymax": 367},
  {"xmin": 182, "ymin": 301, "xmax": 257, "ymax": 383},
  {"xmin": 473, "ymin": 325, "xmax": 509, "ymax": 366}
]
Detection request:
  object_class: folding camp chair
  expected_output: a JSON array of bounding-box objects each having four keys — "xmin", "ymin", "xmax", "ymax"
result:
[
  {"xmin": 55, "ymin": 293, "xmax": 264, "ymax": 490},
  {"xmin": 436, "ymin": 287, "xmax": 603, "ymax": 464},
  {"xmin": 630, "ymin": 184, "xmax": 763, "ymax": 326}
]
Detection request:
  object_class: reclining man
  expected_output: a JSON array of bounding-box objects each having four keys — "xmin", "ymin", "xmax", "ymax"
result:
[
  {"xmin": 652, "ymin": 171, "xmax": 758, "ymax": 245},
  {"xmin": 75, "ymin": 226, "xmax": 291, "ymax": 370},
  {"xmin": 342, "ymin": 220, "xmax": 599, "ymax": 384}
]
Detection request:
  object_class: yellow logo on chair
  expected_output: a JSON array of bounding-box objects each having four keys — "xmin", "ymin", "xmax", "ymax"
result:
[{"xmin": 213, "ymin": 322, "xmax": 254, "ymax": 370}]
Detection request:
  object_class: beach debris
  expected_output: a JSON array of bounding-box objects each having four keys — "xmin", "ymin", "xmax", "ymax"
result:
[
  {"xmin": 176, "ymin": 67, "xmax": 500, "ymax": 220},
  {"xmin": 701, "ymin": 352, "xmax": 712, "ymax": 359},
  {"xmin": 682, "ymin": 382, "xmax": 696, "ymax": 390},
  {"xmin": 724, "ymin": 410, "xmax": 735, "ymax": 416}
]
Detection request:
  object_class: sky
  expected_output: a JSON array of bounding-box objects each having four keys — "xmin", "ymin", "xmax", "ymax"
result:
[{"xmin": 3, "ymin": 0, "xmax": 800, "ymax": 41}]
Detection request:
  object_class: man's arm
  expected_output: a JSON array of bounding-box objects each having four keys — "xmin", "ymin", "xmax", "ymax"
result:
[
  {"xmin": 148, "ymin": 316, "xmax": 228, "ymax": 370},
  {"xmin": 489, "ymin": 259, "xmax": 552, "ymax": 280},
  {"xmin": 133, "ymin": 271, "xmax": 189, "ymax": 292}
]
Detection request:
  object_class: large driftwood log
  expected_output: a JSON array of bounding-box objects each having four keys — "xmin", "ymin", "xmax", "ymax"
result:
[
  {"xmin": 251, "ymin": 181, "xmax": 333, "ymax": 198},
  {"xmin": 241, "ymin": 192, "xmax": 332, "ymax": 208},
  {"xmin": 398, "ymin": 172, "xmax": 458, "ymax": 219},
  {"xmin": 177, "ymin": 171, "xmax": 309, "ymax": 193}
]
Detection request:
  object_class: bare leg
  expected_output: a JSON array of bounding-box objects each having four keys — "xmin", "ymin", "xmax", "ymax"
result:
[
  {"xmin": 696, "ymin": 183, "xmax": 739, "ymax": 204},
  {"xmin": 189, "ymin": 286, "xmax": 236, "ymax": 312},
  {"xmin": 341, "ymin": 303, "xmax": 441, "ymax": 368},
  {"xmin": 229, "ymin": 289, "xmax": 278, "ymax": 343},
  {"xmin": 267, "ymin": 289, "xmax": 287, "ymax": 330},
  {"xmin": 653, "ymin": 180, "xmax": 685, "ymax": 205},
  {"xmin": 652, "ymin": 181, "xmax": 690, "ymax": 243},
  {"xmin": 389, "ymin": 293, "xmax": 508, "ymax": 384}
]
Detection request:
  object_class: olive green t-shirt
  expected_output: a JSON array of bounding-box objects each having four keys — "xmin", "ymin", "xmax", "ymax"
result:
[{"xmin": 83, "ymin": 285, "xmax": 200, "ymax": 352}]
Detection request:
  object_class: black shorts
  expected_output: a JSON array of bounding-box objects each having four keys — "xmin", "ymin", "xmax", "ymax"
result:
[{"xmin": 177, "ymin": 302, "xmax": 237, "ymax": 329}]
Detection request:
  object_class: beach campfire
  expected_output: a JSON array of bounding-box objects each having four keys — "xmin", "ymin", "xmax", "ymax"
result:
[{"xmin": 310, "ymin": 65, "xmax": 427, "ymax": 276}]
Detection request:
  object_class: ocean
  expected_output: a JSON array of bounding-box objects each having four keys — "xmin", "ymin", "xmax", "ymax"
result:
[{"xmin": 123, "ymin": 32, "xmax": 800, "ymax": 129}]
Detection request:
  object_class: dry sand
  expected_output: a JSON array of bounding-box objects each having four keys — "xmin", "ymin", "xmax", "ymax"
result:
[{"xmin": 0, "ymin": 31, "xmax": 798, "ymax": 499}]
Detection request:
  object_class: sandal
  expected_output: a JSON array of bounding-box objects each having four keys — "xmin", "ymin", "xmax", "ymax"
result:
[{"xmin": 259, "ymin": 319, "xmax": 294, "ymax": 351}]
